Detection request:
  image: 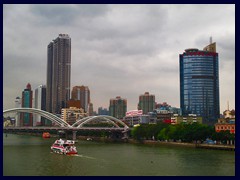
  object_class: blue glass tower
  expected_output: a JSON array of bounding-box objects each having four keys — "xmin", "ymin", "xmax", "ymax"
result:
[{"xmin": 179, "ymin": 42, "xmax": 220, "ymax": 125}]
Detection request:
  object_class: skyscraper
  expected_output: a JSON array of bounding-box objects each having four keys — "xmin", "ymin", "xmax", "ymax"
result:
[
  {"xmin": 15, "ymin": 96, "xmax": 21, "ymax": 126},
  {"xmin": 46, "ymin": 34, "xmax": 71, "ymax": 114},
  {"xmin": 71, "ymin": 86, "xmax": 90, "ymax": 112},
  {"xmin": 138, "ymin": 92, "xmax": 155, "ymax": 114},
  {"xmin": 20, "ymin": 83, "xmax": 33, "ymax": 126},
  {"xmin": 109, "ymin": 96, "xmax": 127, "ymax": 119},
  {"xmin": 34, "ymin": 85, "xmax": 49, "ymax": 126},
  {"xmin": 179, "ymin": 40, "xmax": 220, "ymax": 125}
]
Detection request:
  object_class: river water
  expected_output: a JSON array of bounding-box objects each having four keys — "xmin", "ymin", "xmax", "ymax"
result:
[{"xmin": 3, "ymin": 133, "xmax": 235, "ymax": 176}]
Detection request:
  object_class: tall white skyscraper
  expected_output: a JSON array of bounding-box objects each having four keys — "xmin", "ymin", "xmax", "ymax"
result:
[{"xmin": 34, "ymin": 85, "xmax": 46, "ymax": 126}]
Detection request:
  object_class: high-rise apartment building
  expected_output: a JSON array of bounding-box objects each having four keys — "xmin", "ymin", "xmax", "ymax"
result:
[
  {"xmin": 46, "ymin": 34, "xmax": 71, "ymax": 114},
  {"xmin": 20, "ymin": 83, "xmax": 33, "ymax": 126},
  {"xmin": 179, "ymin": 40, "xmax": 220, "ymax": 125},
  {"xmin": 34, "ymin": 85, "xmax": 50, "ymax": 126},
  {"xmin": 98, "ymin": 107, "xmax": 109, "ymax": 115},
  {"xmin": 88, "ymin": 103, "xmax": 94, "ymax": 116},
  {"xmin": 71, "ymin": 86, "xmax": 90, "ymax": 112},
  {"xmin": 109, "ymin": 96, "xmax": 127, "ymax": 119},
  {"xmin": 138, "ymin": 92, "xmax": 155, "ymax": 114}
]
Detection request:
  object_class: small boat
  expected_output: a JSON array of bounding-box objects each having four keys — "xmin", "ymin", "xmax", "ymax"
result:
[
  {"xmin": 51, "ymin": 139, "xmax": 78, "ymax": 155},
  {"xmin": 42, "ymin": 132, "xmax": 50, "ymax": 138}
]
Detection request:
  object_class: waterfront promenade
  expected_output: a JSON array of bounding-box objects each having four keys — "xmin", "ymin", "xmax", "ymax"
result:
[{"xmin": 129, "ymin": 139, "xmax": 235, "ymax": 151}]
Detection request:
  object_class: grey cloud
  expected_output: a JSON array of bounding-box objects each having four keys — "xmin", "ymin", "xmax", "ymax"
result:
[{"xmin": 30, "ymin": 4, "xmax": 109, "ymax": 26}]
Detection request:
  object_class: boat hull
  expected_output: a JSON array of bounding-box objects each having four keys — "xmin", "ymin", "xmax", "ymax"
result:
[{"xmin": 51, "ymin": 145, "xmax": 77, "ymax": 155}]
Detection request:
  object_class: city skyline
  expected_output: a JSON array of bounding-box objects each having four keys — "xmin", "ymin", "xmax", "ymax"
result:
[{"xmin": 3, "ymin": 4, "xmax": 235, "ymax": 113}]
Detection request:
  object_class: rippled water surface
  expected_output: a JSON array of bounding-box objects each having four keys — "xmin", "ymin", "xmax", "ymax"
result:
[{"xmin": 3, "ymin": 134, "xmax": 235, "ymax": 176}]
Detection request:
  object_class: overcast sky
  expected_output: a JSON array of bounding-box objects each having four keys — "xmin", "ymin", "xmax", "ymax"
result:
[{"xmin": 3, "ymin": 4, "xmax": 235, "ymax": 113}]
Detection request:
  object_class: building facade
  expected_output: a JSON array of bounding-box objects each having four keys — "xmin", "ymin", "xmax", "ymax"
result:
[
  {"xmin": 67, "ymin": 99, "xmax": 81, "ymax": 109},
  {"xmin": 20, "ymin": 83, "xmax": 33, "ymax": 126},
  {"xmin": 170, "ymin": 114, "xmax": 203, "ymax": 124},
  {"xmin": 138, "ymin": 92, "xmax": 155, "ymax": 114},
  {"xmin": 215, "ymin": 118, "xmax": 235, "ymax": 134},
  {"xmin": 98, "ymin": 107, "xmax": 109, "ymax": 115},
  {"xmin": 15, "ymin": 96, "xmax": 21, "ymax": 126},
  {"xmin": 179, "ymin": 41, "xmax": 220, "ymax": 125},
  {"xmin": 46, "ymin": 34, "xmax": 71, "ymax": 114},
  {"xmin": 88, "ymin": 103, "xmax": 94, "ymax": 116},
  {"xmin": 34, "ymin": 85, "xmax": 50, "ymax": 126},
  {"xmin": 109, "ymin": 96, "xmax": 127, "ymax": 119},
  {"xmin": 61, "ymin": 107, "xmax": 87, "ymax": 125},
  {"xmin": 71, "ymin": 86, "xmax": 90, "ymax": 112}
]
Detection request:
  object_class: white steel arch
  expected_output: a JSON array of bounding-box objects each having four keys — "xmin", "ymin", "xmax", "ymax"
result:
[
  {"xmin": 72, "ymin": 115, "xmax": 129, "ymax": 128},
  {"xmin": 3, "ymin": 108, "xmax": 71, "ymax": 127},
  {"xmin": 3, "ymin": 108, "xmax": 129, "ymax": 130}
]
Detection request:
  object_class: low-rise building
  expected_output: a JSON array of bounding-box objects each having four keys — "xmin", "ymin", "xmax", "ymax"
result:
[
  {"xmin": 215, "ymin": 118, "xmax": 235, "ymax": 134},
  {"xmin": 123, "ymin": 114, "xmax": 151, "ymax": 126},
  {"xmin": 171, "ymin": 114, "xmax": 203, "ymax": 124}
]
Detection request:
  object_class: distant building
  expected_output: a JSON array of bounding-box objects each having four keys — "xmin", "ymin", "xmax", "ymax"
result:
[
  {"xmin": 61, "ymin": 107, "xmax": 87, "ymax": 125},
  {"xmin": 98, "ymin": 107, "xmax": 109, "ymax": 115},
  {"xmin": 223, "ymin": 109, "xmax": 235, "ymax": 119},
  {"xmin": 124, "ymin": 114, "xmax": 150, "ymax": 126},
  {"xmin": 14, "ymin": 96, "xmax": 21, "ymax": 126},
  {"xmin": 215, "ymin": 107, "xmax": 235, "ymax": 134},
  {"xmin": 170, "ymin": 114, "xmax": 203, "ymax": 124},
  {"xmin": 46, "ymin": 34, "xmax": 71, "ymax": 114},
  {"xmin": 156, "ymin": 102, "xmax": 171, "ymax": 109},
  {"xmin": 67, "ymin": 99, "xmax": 81, "ymax": 109},
  {"xmin": 109, "ymin": 96, "xmax": 127, "ymax": 119},
  {"xmin": 88, "ymin": 103, "xmax": 94, "ymax": 116},
  {"xmin": 20, "ymin": 83, "xmax": 33, "ymax": 126},
  {"xmin": 71, "ymin": 86, "xmax": 90, "ymax": 112},
  {"xmin": 34, "ymin": 85, "xmax": 50, "ymax": 126},
  {"xmin": 180, "ymin": 39, "xmax": 220, "ymax": 125},
  {"xmin": 138, "ymin": 92, "xmax": 155, "ymax": 114},
  {"xmin": 153, "ymin": 109, "xmax": 172, "ymax": 123},
  {"xmin": 215, "ymin": 118, "xmax": 235, "ymax": 134},
  {"xmin": 155, "ymin": 102, "xmax": 182, "ymax": 116}
]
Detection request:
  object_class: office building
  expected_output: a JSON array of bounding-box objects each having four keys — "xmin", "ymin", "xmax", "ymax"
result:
[
  {"xmin": 34, "ymin": 85, "xmax": 50, "ymax": 126},
  {"xmin": 46, "ymin": 34, "xmax": 71, "ymax": 114},
  {"xmin": 109, "ymin": 96, "xmax": 127, "ymax": 119},
  {"xmin": 138, "ymin": 92, "xmax": 155, "ymax": 114},
  {"xmin": 14, "ymin": 96, "xmax": 21, "ymax": 126},
  {"xmin": 71, "ymin": 86, "xmax": 90, "ymax": 112},
  {"xmin": 179, "ymin": 39, "xmax": 220, "ymax": 125},
  {"xmin": 20, "ymin": 83, "xmax": 33, "ymax": 126}
]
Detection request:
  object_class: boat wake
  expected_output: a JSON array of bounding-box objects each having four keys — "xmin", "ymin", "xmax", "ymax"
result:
[
  {"xmin": 72, "ymin": 154, "xmax": 96, "ymax": 159},
  {"xmin": 50, "ymin": 152, "xmax": 95, "ymax": 159}
]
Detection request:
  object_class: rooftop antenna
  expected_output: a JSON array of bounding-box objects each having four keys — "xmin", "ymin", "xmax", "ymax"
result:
[
  {"xmin": 227, "ymin": 101, "xmax": 229, "ymax": 111},
  {"xmin": 210, "ymin": 36, "xmax": 212, "ymax": 44}
]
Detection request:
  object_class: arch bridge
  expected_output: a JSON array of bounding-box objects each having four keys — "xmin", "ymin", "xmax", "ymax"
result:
[{"xmin": 3, "ymin": 108, "xmax": 129, "ymax": 140}]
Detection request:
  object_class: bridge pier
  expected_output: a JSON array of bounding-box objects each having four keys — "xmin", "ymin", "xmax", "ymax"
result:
[
  {"xmin": 72, "ymin": 131, "xmax": 77, "ymax": 141},
  {"xmin": 123, "ymin": 131, "xmax": 128, "ymax": 139}
]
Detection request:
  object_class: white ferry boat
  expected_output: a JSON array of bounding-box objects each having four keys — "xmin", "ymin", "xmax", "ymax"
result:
[{"xmin": 51, "ymin": 139, "xmax": 78, "ymax": 155}]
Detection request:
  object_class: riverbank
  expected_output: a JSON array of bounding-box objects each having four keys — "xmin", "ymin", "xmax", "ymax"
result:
[{"xmin": 127, "ymin": 139, "xmax": 235, "ymax": 151}]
